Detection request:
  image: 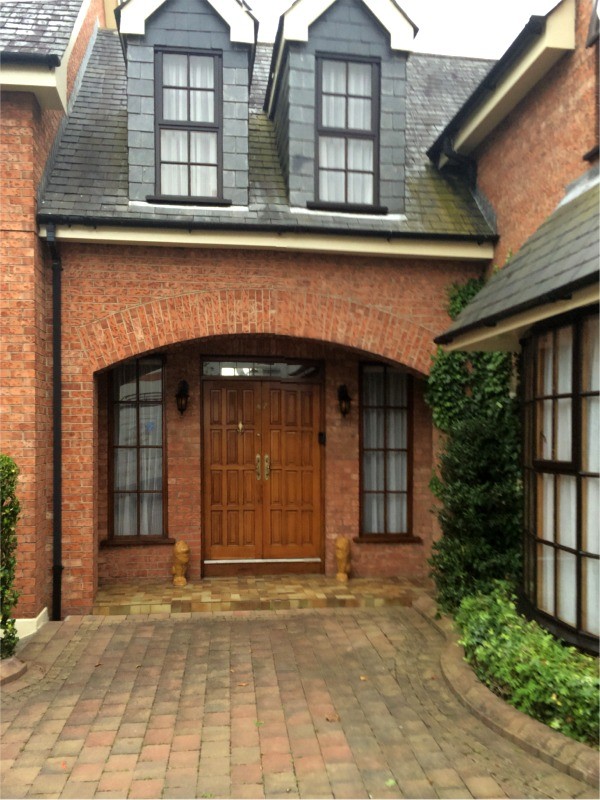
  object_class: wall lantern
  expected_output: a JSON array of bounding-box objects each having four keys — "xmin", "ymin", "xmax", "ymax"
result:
[
  {"xmin": 337, "ymin": 385, "xmax": 352, "ymax": 417},
  {"xmin": 175, "ymin": 380, "xmax": 190, "ymax": 415}
]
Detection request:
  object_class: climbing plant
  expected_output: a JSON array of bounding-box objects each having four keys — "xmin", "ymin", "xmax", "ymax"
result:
[
  {"xmin": 1, "ymin": 454, "xmax": 21, "ymax": 658},
  {"xmin": 425, "ymin": 278, "xmax": 522, "ymax": 613}
]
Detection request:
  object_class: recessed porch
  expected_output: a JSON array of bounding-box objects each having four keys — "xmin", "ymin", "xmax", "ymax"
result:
[{"xmin": 92, "ymin": 575, "xmax": 432, "ymax": 615}]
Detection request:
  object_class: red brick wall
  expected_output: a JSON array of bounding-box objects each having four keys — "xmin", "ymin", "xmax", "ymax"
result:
[
  {"xmin": 53, "ymin": 243, "xmax": 480, "ymax": 612},
  {"xmin": 477, "ymin": 0, "xmax": 599, "ymax": 268}
]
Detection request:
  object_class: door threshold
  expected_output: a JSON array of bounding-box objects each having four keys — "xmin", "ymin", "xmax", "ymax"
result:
[{"xmin": 202, "ymin": 559, "xmax": 324, "ymax": 577}]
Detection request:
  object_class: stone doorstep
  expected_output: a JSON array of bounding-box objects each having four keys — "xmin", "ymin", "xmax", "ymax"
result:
[
  {"xmin": 0, "ymin": 656, "xmax": 27, "ymax": 686},
  {"xmin": 412, "ymin": 595, "xmax": 599, "ymax": 788}
]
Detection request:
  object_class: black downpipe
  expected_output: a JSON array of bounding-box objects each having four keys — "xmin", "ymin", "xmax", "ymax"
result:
[{"xmin": 47, "ymin": 225, "xmax": 63, "ymax": 621}]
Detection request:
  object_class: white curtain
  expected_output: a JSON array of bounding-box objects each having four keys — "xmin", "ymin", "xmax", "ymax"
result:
[
  {"xmin": 190, "ymin": 90, "xmax": 214, "ymax": 123},
  {"xmin": 348, "ymin": 98, "xmax": 371, "ymax": 130},
  {"xmin": 161, "ymin": 130, "xmax": 188, "ymax": 195},
  {"xmin": 537, "ymin": 543, "xmax": 554, "ymax": 614},
  {"xmin": 557, "ymin": 475, "xmax": 576, "ymax": 548},
  {"xmin": 348, "ymin": 62, "xmax": 371, "ymax": 96},
  {"xmin": 115, "ymin": 448, "xmax": 137, "ymax": 491},
  {"xmin": 557, "ymin": 550, "xmax": 577, "ymax": 626},
  {"xmin": 540, "ymin": 472, "xmax": 554, "ymax": 541},
  {"xmin": 322, "ymin": 60, "xmax": 345, "ymax": 94},
  {"xmin": 190, "ymin": 55, "xmax": 213, "ymax": 88},
  {"xmin": 141, "ymin": 495, "xmax": 162, "ymax": 536},
  {"xmin": 583, "ymin": 557, "xmax": 599, "ymax": 636},
  {"xmin": 114, "ymin": 494, "xmax": 137, "ymax": 537},
  {"xmin": 583, "ymin": 477, "xmax": 599, "ymax": 554}
]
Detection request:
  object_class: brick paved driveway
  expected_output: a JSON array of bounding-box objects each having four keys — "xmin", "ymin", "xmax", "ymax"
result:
[{"xmin": 1, "ymin": 608, "xmax": 596, "ymax": 799}]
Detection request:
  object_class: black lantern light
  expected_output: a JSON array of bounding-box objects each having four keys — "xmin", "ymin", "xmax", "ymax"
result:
[
  {"xmin": 175, "ymin": 380, "xmax": 190, "ymax": 415},
  {"xmin": 337, "ymin": 384, "xmax": 352, "ymax": 417}
]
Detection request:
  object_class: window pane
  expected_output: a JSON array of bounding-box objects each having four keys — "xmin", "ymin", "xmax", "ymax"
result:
[
  {"xmin": 387, "ymin": 451, "xmax": 407, "ymax": 492},
  {"xmin": 348, "ymin": 98, "xmax": 371, "ymax": 130},
  {"xmin": 557, "ymin": 550, "xmax": 576, "ymax": 626},
  {"xmin": 363, "ymin": 452, "xmax": 384, "ymax": 491},
  {"xmin": 190, "ymin": 89, "xmax": 214, "ymax": 123},
  {"xmin": 557, "ymin": 475, "xmax": 576, "ymax": 549},
  {"xmin": 536, "ymin": 543, "xmax": 554, "ymax": 615},
  {"xmin": 139, "ymin": 359, "xmax": 163, "ymax": 400},
  {"xmin": 386, "ymin": 371, "xmax": 407, "ymax": 406},
  {"xmin": 582, "ymin": 477, "xmax": 599, "ymax": 554},
  {"xmin": 363, "ymin": 493, "xmax": 384, "ymax": 533},
  {"xmin": 348, "ymin": 172, "xmax": 373, "ymax": 205},
  {"xmin": 556, "ymin": 398, "xmax": 571, "ymax": 461},
  {"xmin": 322, "ymin": 60, "xmax": 346, "ymax": 93},
  {"xmin": 161, "ymin": 129, "xmax": 188, "ymax": 163},
  {"xmin": 139, "ymin": 404, "xmax": 162, "ymax": 447},
  {"xmin": 319, "ymin": 169, "xmax": 345, "ymax": 202},
  {"xmin": 386, "ymin": 494, "xmax": 406, "ymax": 533},
  {"xmin": 163, "ymin": 53, "xmax": 187, "ymax": 86},
  {"xmin": 319, "ymin": 137, "xmax": 344, "ymax": 169},
  {"xmin": 115, "ymin": 449, "xmax": 137, "ymax": 491},
  {"xmin": 191, "ymin": 165, "xmax": 218, "ymax": 197},
  {"xmin": 582, "ymin": 557, "xmax": 599, "ymax": 636},
  {"xmin": 363, "ymin": 408, "xmax": 384, "ymax": 448},
  {"xmin": 114, "ymin": 494, "xmax": 137, "ymax": 536},
  {"xmin": 322, "ymin": 95, "xmax": 345, "ymax": 128},
  {"xmin": 116, "ymin": 405, "xmax": 136, "ymax": 446},
  {"xmin": 538, "ymin": 473, "xmax": 554, "ymax": 541},
  {"xmin": 163, "ymin": 88, "xmax": 187, "ymax": 121},
  {"xmin": 161, "ymin": 164, "xmax": 188, "ymax": 196},
  {"xmin": 556, "ymin": 325, "xmax": 572, "ymax": 394},
  {"xmin": 191, "ymin": 132, "xmax": 217, "ymax": 164},
  {"xmin": 583, "ymin": 315, "xmax": 599, "ymax": 391},
  {"xmin": 387, "ymin": 409, "xmax": 407, "ymax": 449},
  {"xmin": 537, "ymin": 332, "xmax": 553, "ymax": 395},
  {"xmin": 190, "ymin": 55, "xmax": 214, "ymax": 88},
  {"xmin": 114, "ymin": 362, "xmax": 137, "ymax": 401},
  {"xmin": 140, "ymin": 494, "xmax": 162, "ymax": 536},
  {"xmin": 348, "ymin": 139, "xmax": 373, "ymax": 171},
  {"xmin": 537, "ymin": 399, "xmax": 553, "ymax": 460},
  {"xmin": 140, "ymin": 449, "xmax": 162, "ymax": 491},
  {"xmin": 583, "ymin": 396, "xmax": 599, "ymax": 472},
  {"xmin": 348, "ymin": 62, "xmax": 371, "ymax": 96},
  {"xmin": 362, "ymin": 367, "xmax": 384, "ymax": 405}
]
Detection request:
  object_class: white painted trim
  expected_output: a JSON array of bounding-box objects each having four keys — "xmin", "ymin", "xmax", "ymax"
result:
[
  {"xmin": 129, "ymin": 200, "xmax": 250, "ymax": 212},
  {"xmin": 0, "ymin": 0, "xmax": 94, "ymax": 111},
  {"xmin": 290, "ymin": 206, "xmax": 405, "ymax": 221},
  {"xmin": 282, "ymin": 0, "xmax": 415, "ymax": 50},
  {"xmin": 440, "ymin": 0, "xmax": 575, "ymax": 164},
  {"xmin": 118, "ymin": 0, "xmax": 256, "ymax": 44},
  {"xmin": 442, "ymin": 283, "xmax": 599, "ymax": 353},
  {"xmin": 15, "ymin": 607, "xmax": 49, "ymax": 640},
  {"xmin": 38, "ymin": 224, "xmax": 495, "ymax": 261}
]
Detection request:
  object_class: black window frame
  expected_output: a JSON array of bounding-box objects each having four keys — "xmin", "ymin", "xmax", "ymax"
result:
[
  {"xmin": 356, "ymin": 363, "xmax": 419, "ymax": 543},
  {"xmin": 106, "ymin": 356, "xmax": 171, "ymax": 546},
  {"xmin": 521, "ymin": 306, "xmax": 599, "ymax": 653},
  {"xmin": 148, "ymin": 47, "xmax": 231, "ymax": 207},
  {"xmin": 309, "ymin": 54, "xmax": 386, "ymax": 215}
]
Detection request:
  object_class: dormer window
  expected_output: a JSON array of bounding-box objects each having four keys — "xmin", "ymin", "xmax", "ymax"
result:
[
  {"xmin": 151, "ymin": 49, "xmax": 230, "ymax": 205},
  {"xmin": 311, "ymin": 56, "xmax": 382, "ymax": 213}
]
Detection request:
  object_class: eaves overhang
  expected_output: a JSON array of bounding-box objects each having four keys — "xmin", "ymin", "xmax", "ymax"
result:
[
  {"xmin": 265, "ymin": 0, "xmax": 417, "ymax": 118},
  {"xmin": 115, "ymin": 0, "xmax": 257, "ymax": 44},
  {"xmin": 37, "ymin": 216, "xmax": 495, "ymax": 261},
  {"xmin": 435, "ymin": 276, "xmax": 599, "ymax": 352},
  {"xmin": 427, "ymin": 0, "xmax": 576, "ymax": 167},
  {"xmin": 0, "ymin": 0, "xmax": 93, "ymax": 111}
]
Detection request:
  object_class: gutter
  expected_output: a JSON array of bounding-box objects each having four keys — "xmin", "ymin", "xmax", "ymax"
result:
[
  {"xmin": 434, "ymin": 273, "xmax": 598, "ymax": 345},
  {"xmin": 47, "ymin": 225, "xmax": 63, "ymax": 622},
  {"xmin": 37, "ymin": 212, "xmax": 497, "ymax": 244},
  {"xmin": 0, "ymin": 51, "xmax": 61, "ymax": 68}
]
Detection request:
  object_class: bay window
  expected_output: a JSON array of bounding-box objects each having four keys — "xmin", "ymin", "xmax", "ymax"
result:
[{"xmin": 522, "ymin": 309, "xmax": 599, "ymax": 650}]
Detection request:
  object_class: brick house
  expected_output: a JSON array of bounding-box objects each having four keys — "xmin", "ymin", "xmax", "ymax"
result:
[{"xmin": 1, "ymin": 0, "xmax": 597, "ymax": 650}]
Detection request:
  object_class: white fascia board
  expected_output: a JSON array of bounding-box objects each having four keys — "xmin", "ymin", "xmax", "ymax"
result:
[
  {"xmin": 444, "ymin": 0, "xmax": 575, "ymax": 162},
  {"xmin": 282, "ymin": 0, "xmax": 414, "ymax": 50},
  {"xmin": 118, "ymin": 0, "xmax": 255, "ymax": 43},
  {"xmin": 0, "ymin": 0, "xmax": 93, "ymax": 112},
  {"xmin": 38, "ymin": 223, "xmax": 494, "ymax": 261},
  {"xmin": 442, "ymin": 283, "xmax": 599, "ymax": 353}
]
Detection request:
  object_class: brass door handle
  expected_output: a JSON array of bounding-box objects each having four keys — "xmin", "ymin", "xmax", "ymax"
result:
[
  {"xmin": 255, "ymin": 453, "xmax": 261, "ymax": 481},
  {"xmin": 264, "ymin": 454, "xmax": 270, "ymax": 480}
]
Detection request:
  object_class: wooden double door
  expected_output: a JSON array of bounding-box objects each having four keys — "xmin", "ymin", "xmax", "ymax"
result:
[{"xmin": 202, "ymin": 379, "xmax": 323, "ymax": 574}]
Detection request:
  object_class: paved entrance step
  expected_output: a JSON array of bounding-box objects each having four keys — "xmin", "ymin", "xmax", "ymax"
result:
[{"xmin": 92, "ymin": 575, "xmax": 431, "ymax": 616}]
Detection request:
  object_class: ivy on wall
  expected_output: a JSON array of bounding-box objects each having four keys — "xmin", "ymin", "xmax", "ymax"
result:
[
  {"xmin": 1, "ymin": 454, "xmax": 21, "ymax": 659},
  {"xmin": 425, "ymin": 278, "xmax": 522, "ymax": 613}
]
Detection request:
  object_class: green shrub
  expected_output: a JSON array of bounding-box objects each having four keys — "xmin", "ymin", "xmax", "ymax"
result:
[
  {"xmin": 456, "ymin": 584, "xmax": 599, "ymax": 746},
  {"xmin": 425, "ymin": 278, "xmax": 522, "ymax": 612},
  {"xmin": 1, "ymin": 454, "xmax": 21, "ymax": 658}
]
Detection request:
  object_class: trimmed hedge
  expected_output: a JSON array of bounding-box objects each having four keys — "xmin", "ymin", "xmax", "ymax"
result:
[
  {"xmin": 1, "ymin": 454, "xmax": 20, "ymax": 659},
  {"xmin": 456, "ymin": 583, "xmax": 599, "ymax": 747}
]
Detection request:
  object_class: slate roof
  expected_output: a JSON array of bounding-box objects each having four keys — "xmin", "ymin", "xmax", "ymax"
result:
[
  {"xmin": 436, "ymin": 172, "xmax": 600, "ymax": 344},
  {"xmin": 0, "ymin": 0, "xmax": 84, "ymax": 59},
  {"xmin": 38, "ymin": 29, "xmax": 495, "ymax": 238}
]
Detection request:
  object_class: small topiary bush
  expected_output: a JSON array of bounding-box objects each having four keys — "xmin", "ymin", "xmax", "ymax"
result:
[
  {"xmin": 1, "ymin": 454, "xmax": 21, "ymax": 659},
  {"xmin": 456, "ymin": 583, "xmax": 599, "ymax": 747}
]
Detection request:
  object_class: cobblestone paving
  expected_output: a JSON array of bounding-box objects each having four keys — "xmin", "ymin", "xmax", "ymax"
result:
[{"xmin": 1, "ymin": 608, "xmax": 597, "ymax": 799}]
